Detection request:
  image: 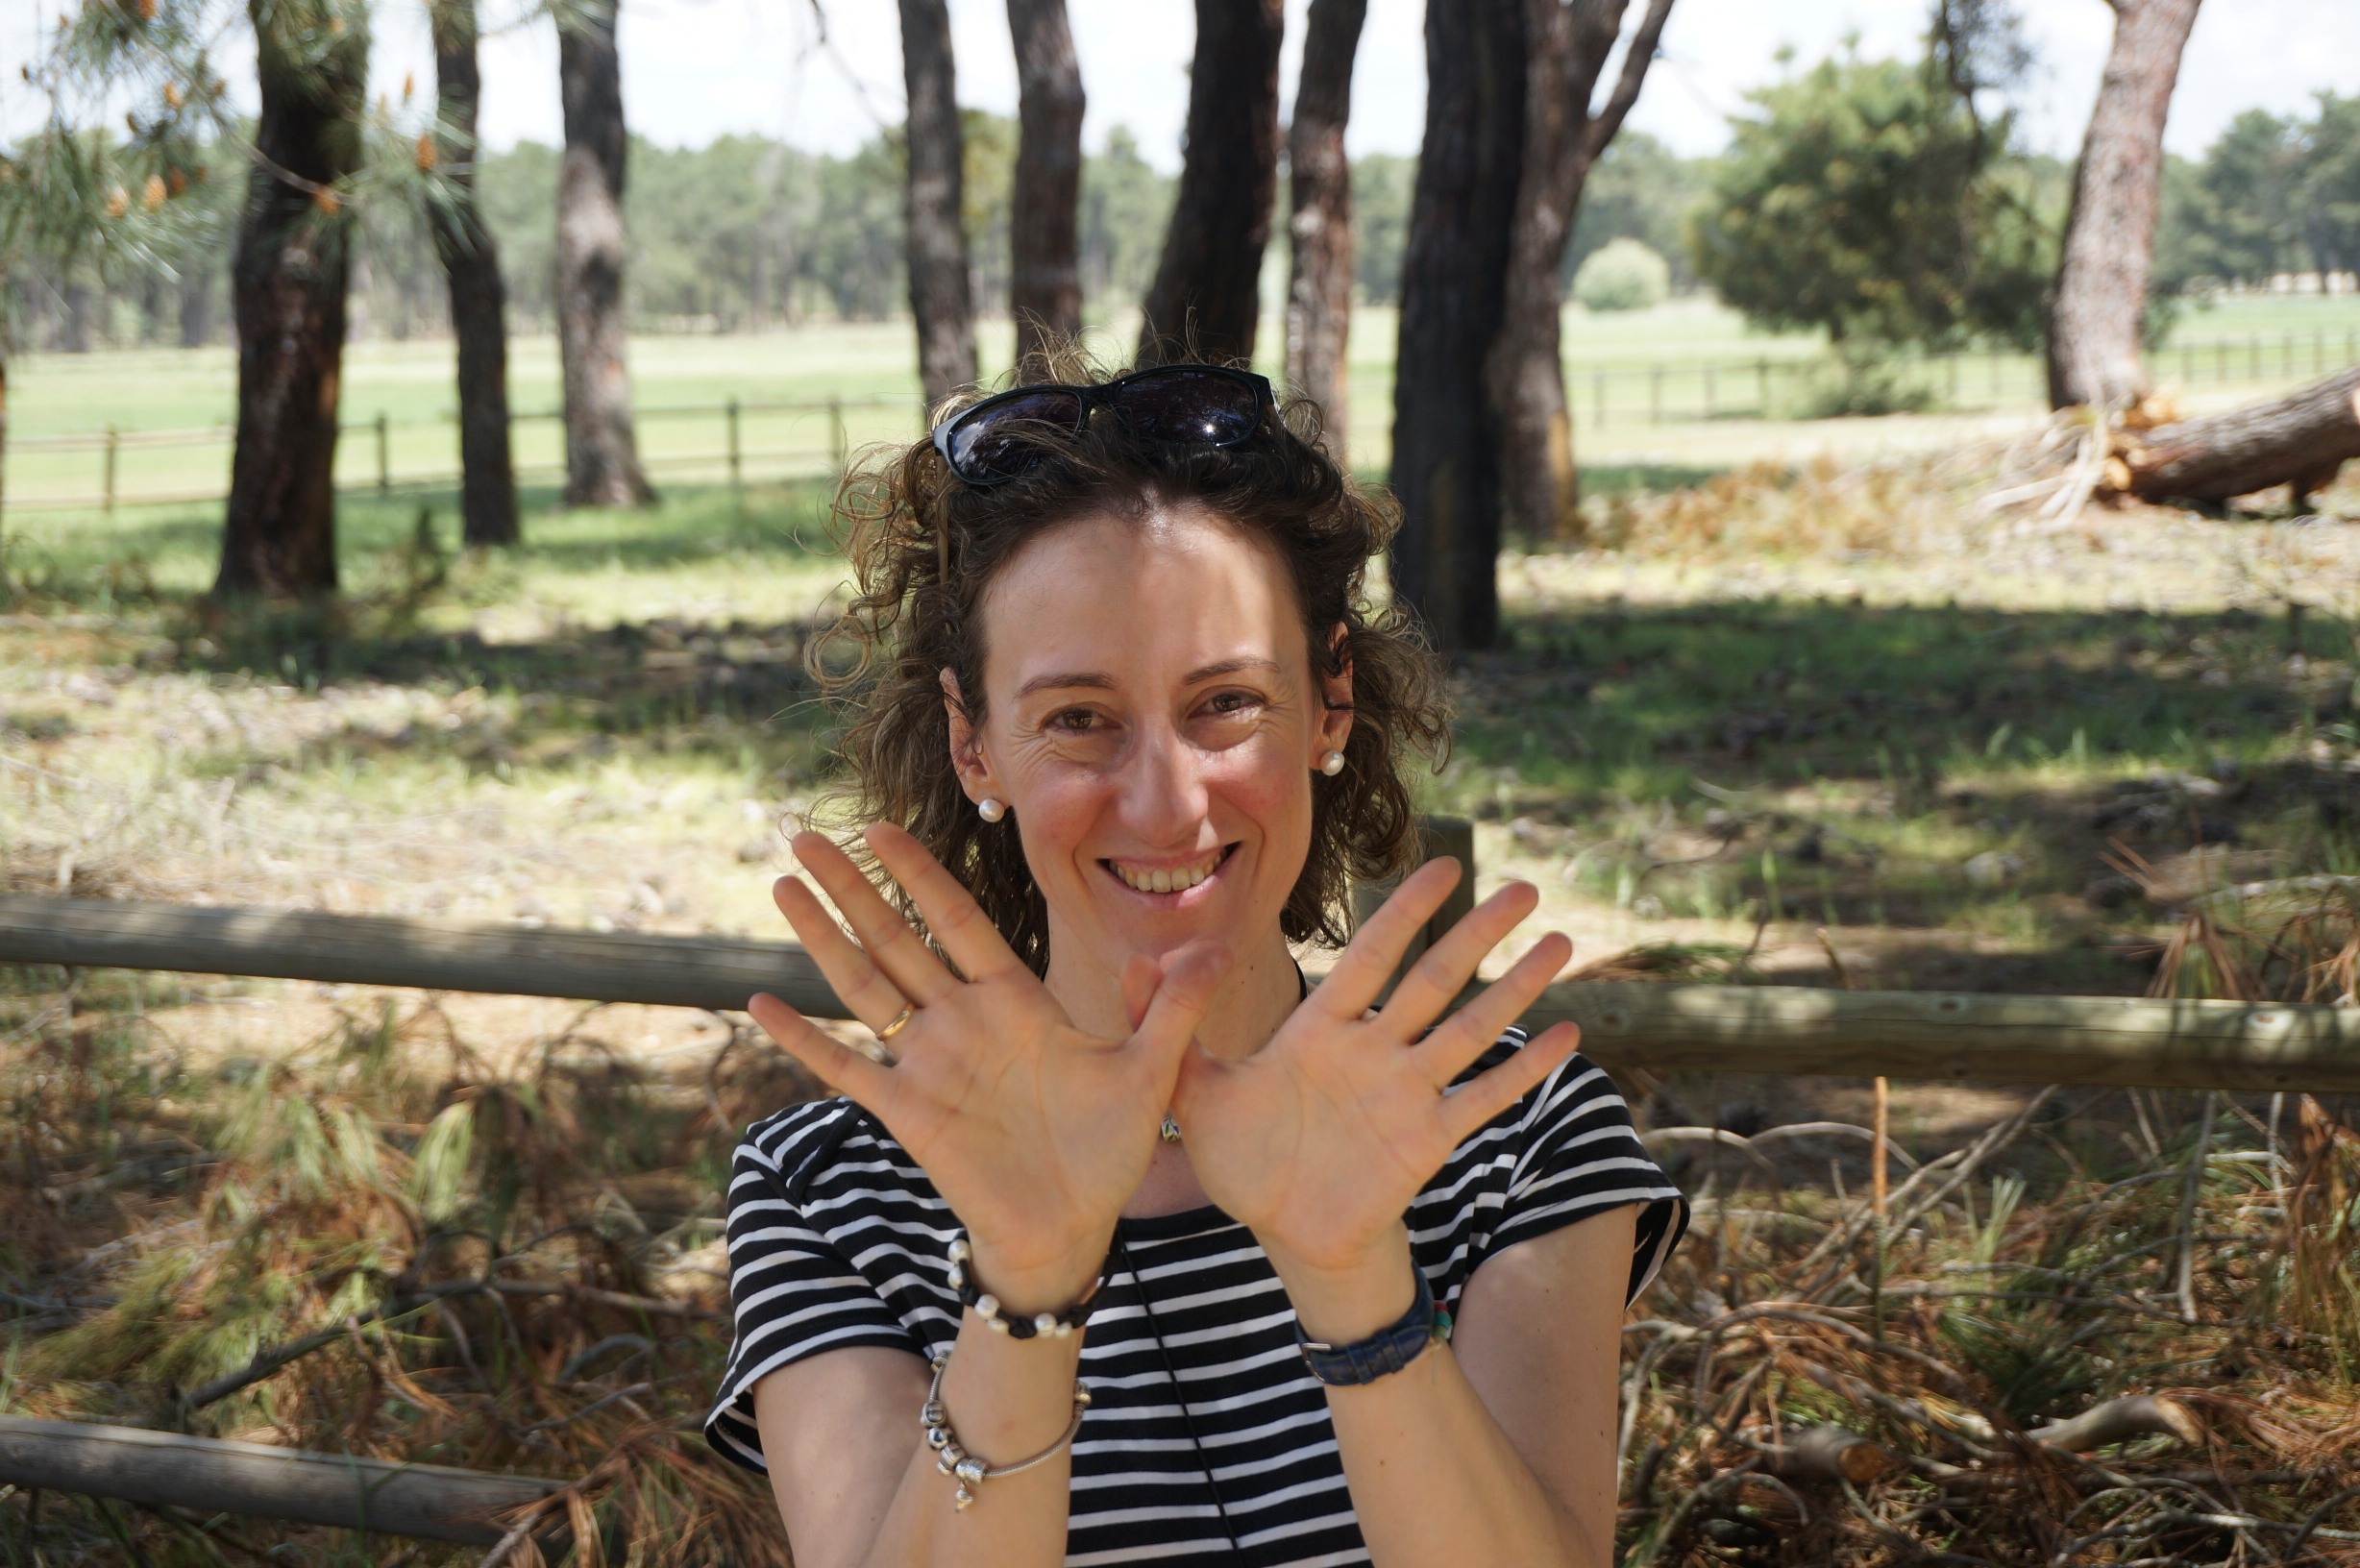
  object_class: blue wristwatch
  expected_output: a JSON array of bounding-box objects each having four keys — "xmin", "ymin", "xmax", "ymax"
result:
[{"xmin": 1295, "ymin": 1263, "xmax": 1452, "ymax": 1386}]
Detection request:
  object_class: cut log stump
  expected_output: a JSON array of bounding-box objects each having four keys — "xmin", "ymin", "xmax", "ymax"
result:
[{"xmin": 2120, "ymin": 366, "xmax": 2360, "ymax": 504}]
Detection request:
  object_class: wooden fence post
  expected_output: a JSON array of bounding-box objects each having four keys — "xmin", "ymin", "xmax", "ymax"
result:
[
  {"xmin": 828, "ymin": 395, "xmax": 847, "ymax": 474},
  {"xmin": 726, "ymin": 396, "xmax": 742, "ymax": 492},
  {"xmin": 1758, "ymin": 357, "xmax": 1770, "ymax": 415},
  {"xmin": 375, "ymin": 411, "xmax": 390, "ymax": 496},
  {"xmin": 102, "ymin": 425, "xmax": 119, "ymax": 518},
  {"xmin": 1649, "ymin": 366, "xmax": 1663, "ymax": 425},
  {"xmin": 1350, "ymin": 816, "xmax": 1477, "ymax": 1003}
]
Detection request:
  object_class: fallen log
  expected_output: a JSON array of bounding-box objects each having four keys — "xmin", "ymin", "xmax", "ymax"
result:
[
  {"xmin": 2120, "ymin": 365, "xmax": 2360, "ymax": 503},
  {"xmin": 0, "ymin": 1414, "xmax": 564, "ymax": 1544},
  {"xmin": 5, "ymin": 894, "xmax": 2360, "ymax": 1091}
]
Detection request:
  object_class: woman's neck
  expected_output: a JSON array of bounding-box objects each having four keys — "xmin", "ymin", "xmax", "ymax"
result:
[{"xmin": 1045, "ymin": 926, "xmax": 1301, "ymax": 1062}]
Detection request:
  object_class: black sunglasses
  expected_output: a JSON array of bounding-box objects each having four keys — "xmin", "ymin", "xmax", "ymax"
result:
[{"xmin": 930, "ymin": 365, "xmax": 1276, "ymax": 486}]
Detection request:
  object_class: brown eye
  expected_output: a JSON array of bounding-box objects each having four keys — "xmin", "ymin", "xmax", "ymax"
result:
[{"xmin": 1049, "ymin": 708, "xmax": 1099, "ymax": 732}]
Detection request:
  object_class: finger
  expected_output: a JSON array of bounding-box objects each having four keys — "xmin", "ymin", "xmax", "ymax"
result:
[
  {"xmin": 1120, "ymin": 952, "xmax": 1163, "ymax": 1033},
  {"xmin": 1124, "ymin": 939, "xmax": 1230, "ymax": 1091},
  {"xmin": 748, "ymin": 992, "xmax": 897, "ymax": 1109},
  {"xmin": 1379, "ymin": 880, "xmax": 1543, "ymax": 1039},
  {"xmin": 1410, "ymin": 930, "xmax": 1572, "ymax": 1086},
  {"xmin": 773, "ymin": 875, "xmax": 918, "ymax": 1033},
  {"xmin": 1439, "ymin": 1021, "xmax": 1584, "ymax": 1142},
  {"xmin": 864, "ymin": 821, "xmax": 1030, "ymax": 984},
  {"xmin": 790, "ymin": 829, "xmax": 957, "ymax": 1004},
  {"xmin": 1312, "ymin": 857, "xmax": 1463, "ymax": 1019}
]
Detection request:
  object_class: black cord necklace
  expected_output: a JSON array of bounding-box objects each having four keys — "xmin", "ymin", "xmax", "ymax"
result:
[{"xmin": 1113, "ymin": 1230, "xmax": 1243, "ymax": 1558}]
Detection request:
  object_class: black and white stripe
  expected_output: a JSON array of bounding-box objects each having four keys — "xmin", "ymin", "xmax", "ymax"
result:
[{"xmin": 707, "ymin": 1033, "xmax": 1686, "ymax": 1566}]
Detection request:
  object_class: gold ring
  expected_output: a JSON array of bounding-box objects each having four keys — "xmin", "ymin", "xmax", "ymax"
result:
[{"xmin": 876, "ymin": 1005, "xmax": 917, "ymax": 1042}]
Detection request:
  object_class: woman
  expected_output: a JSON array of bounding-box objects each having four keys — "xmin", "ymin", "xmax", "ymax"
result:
[{"xmin": 706, "ymin": 361, "xmax": 1685, "ymax": 1568}]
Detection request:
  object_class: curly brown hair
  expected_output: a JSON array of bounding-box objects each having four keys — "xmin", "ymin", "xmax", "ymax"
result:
[{"xmin": 807, "ymin": 357, "xmax": 1453, "ymax": 975}]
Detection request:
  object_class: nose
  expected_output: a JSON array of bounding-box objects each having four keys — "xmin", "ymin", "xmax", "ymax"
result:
[{"xmin": 1117, "ymin": 718, "xmax": 1211, "ymax": 845}]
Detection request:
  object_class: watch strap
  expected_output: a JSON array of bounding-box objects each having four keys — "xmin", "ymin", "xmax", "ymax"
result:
[{"xmin": 1295, "ymin": 1262, "xmax": 1451, "ymax": 1386}]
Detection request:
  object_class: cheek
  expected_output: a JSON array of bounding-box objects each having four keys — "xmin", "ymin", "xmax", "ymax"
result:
[
  {"xmin": 1006, "ymin": 763, "xmax": 1118, "ymax": 872},
  {"xmin": 1208, "ymin": 734, "xmax": 1315, "ymax": 844}
]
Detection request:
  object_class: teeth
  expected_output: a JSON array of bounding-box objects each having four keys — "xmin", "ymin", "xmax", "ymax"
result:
[{"xmin": 1115, "ymin": 853, "xmax": 1220, "ymax": 894}]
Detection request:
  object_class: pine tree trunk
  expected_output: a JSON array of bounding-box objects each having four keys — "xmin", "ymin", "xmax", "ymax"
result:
[
  {"xmin": 61, "ymin": 279, "xmax": 94, "ymax": 353},
  {"xmin": 1007, "ymin": 0, "xmax": 1085, "ymax": 375},
  {"xmin": 430, "ymin": 0, "xmax": 520, "ymax": 547},
  {"xmin": 1137, "ymin": 0, "xmax": 1284, "ymax": 366},
  {"xmin": 1487, "ymin": 0, "xmax": 1674, "ymax": 545},
  {"xmin": 1388, "ymin": 0, "xmax": 1524, "ymax": 652},
  {"xmin": 1284, "ymin": 0, "xmax": 1365, "ymax": 451},
  {"xmin": 555, "ymin": 0, "xmax": 653, "ymax": 507},
  {"xmin": 214, "ymin": 0, "xmax": 368, "ymax": 600},
  {"xmin": 2046, "ymin": 0, "xmax": 2201, "ymax": 411},
  {"xmin": 899, "ymin": 0, "xmax": 978, "ymax": 410},
  {"xmin": 178, "ymin": 263, "xmax": 214, "ymax": 348},
  {"xmin": 2121, "ymin": 366, "xmax": 2360, "ymax": 502}
]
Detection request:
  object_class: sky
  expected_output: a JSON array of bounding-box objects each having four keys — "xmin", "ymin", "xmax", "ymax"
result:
[{"xmin": 6, "ymin": 0, "xmax": 2357, "ymax": 167}]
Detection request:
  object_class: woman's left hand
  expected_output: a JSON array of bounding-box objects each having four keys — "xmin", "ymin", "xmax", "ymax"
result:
[{"xmin": 1166, "ymin": 859, "xmax": 1583, "ymax": 1339}]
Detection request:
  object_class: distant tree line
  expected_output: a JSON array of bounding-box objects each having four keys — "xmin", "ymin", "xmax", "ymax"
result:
[{"xmin": 8, "ymin": 125, "xmax": 1720, "ymax": 352}]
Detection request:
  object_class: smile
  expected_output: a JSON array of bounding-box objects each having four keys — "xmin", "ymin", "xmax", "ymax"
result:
[{"xmin": 1104, "ymin": 845, "xmax": 1235, "ymax": 896}]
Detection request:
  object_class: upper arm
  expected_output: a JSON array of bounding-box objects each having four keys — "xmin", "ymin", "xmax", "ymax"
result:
[
  {"xmin": 751, "ymin": 1346, "xmax": 932, "ymax": 1568},
  {"xmin": 1450, "ymin": 1203, "xmax": 1638, "ymax": 1560}
]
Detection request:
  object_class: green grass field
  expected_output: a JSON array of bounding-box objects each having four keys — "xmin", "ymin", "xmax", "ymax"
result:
[{"xmin": 12, "ymin": 292, "xmax": 2360, "ymax": 514}]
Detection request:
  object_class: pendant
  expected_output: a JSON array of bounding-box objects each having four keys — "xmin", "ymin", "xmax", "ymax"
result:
[{"xmin": 1160, "ymin": 1113, "xmax": 1182, "ymax": 1143}]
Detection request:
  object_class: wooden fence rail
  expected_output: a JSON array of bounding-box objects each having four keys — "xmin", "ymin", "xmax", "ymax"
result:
[
  {"xmin": 5, "ymin": 894, "xmax": 2356, "ymax": 1092},
  {"xmin": 0, "ymin": 1414, "xmax": 562, "ymax": 1545}
]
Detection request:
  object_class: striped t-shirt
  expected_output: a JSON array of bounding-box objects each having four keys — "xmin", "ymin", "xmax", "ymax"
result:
[{"xmin": 707, "ymin": 1033, "xmax": 1686, "ymax": 1566}]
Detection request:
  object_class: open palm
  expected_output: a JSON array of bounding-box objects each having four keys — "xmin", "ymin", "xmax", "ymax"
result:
[
  {"xmin": 747, "ymin": 823, "xmax": 1224, "ymax": 1307},
  {"xmin": 1169, "ymin": 860, "xmax": 1582, "ymax": 1275}
]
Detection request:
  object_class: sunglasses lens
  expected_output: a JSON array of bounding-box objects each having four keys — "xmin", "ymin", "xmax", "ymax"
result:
[
  {"xmin": 946, "ymin": 389, "xmax": 1086, "ymax": 481},
  {"xmin": 1112, "ymin": 370, "xmax": 1263, "ymax": 446}
]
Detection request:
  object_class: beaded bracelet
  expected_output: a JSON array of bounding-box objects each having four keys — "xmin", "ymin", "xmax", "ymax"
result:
[
  {"xmin": 923, "ymin": 1350, "xmax": 1093, "ymax": 1510},
  {"xmin": 946, "ymin": 1234, "xmax": 1103, "ymax": 1340}
]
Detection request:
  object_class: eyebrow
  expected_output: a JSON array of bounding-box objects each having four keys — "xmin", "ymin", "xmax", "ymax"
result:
[{"xmin": 1013, "ymin": 656, "xmax": 1282, "ymax": 701}]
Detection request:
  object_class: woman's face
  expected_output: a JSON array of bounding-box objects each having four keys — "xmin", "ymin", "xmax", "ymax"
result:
[{"xmin": 947, "ymin": 502, "xmax": 1352, "ymax": 982}]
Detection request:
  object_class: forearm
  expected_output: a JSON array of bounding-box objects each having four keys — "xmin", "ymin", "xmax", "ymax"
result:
[
  {"xmin": 1323, "ymin": 1342, "xmax": 1599, "ymax": 1568},
  {"xmin": 854, "ymin": 1307, "xmax": 1085, "ymax": 1568},
  {"xmin": 1273, "ymin": 1231, "xmax": 1611, "ymax": 1568}
]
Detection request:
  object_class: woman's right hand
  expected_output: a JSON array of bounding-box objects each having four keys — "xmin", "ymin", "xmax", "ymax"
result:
[{"xmin": 747, "ymin": 822, "xmax": 1226, "ymax": 1312}]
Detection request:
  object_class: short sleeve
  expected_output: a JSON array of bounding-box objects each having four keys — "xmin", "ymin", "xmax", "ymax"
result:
[
  {"xmin": 703, "ymin": 1109, "xmax": 923, "ymax": 1473},
  {"xmin": 1492, "ymin": 1053, "xmax": 1687, "ymax": 1306}
]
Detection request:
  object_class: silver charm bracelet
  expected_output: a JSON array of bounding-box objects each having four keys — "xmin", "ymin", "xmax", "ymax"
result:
[{"xmin": 923, "ymin": 1350, "xmax": 1093, "ymax": 1510}]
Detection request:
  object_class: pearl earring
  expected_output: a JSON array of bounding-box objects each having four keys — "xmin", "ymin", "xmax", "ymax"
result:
[
  {"xmin": 1318, "ymin": 750, "xmax": 1346, "ymax": 776},
  {"xmin": 977, "ymin": 797, "xmax": 1006, "ymax": 823}
]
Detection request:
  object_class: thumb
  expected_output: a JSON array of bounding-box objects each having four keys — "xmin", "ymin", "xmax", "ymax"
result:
[
  {"xmin": 1125, "ymin": 940, "xmax": 1229, "ymax": 1087},
  {"xmin": 1119, "ymin": 951, "xmax": 1163, "ymax": 1034}
]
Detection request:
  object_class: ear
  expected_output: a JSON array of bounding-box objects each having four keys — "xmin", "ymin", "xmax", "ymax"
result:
[
  {"xmin": 1316, "ymin": 623, "xmax": 1355, "ymax": 759},
  {"xmin": 940, "ymin": 668, "xmax": 997, "ymax": 803}
]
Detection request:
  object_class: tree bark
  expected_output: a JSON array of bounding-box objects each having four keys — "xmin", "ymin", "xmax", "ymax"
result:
[
  {"xmin": 178, "ymin": 261, "xmax": 214, "ymax": 348},
  {"xmin": 1283, "ymin": 0, "xmax": 1366, "ymax": 451},
  {"xmin": 1136, "ymin": 0, "xmax": 1284, "ymax": 366},
  {"xmin": 214, "ymin": 0, "xmax": 369, "ymax": 600},
  {"xmin": 61, "ymin": 278, "xmax": 94, "ymax": 353},
  {"xmin": 1486, "ymin": 0, "xmax": 1675, "ymax": 544},
  {"xmin": 2120, "ymin": 366, "xmax": 2360, "ymax": 503},
  {"xmin": 899, "ymin": 0, "xmax": 978, "ymax": 409},
  {"xmin": 1387, "ymin": 0, "xmax": 1524, "ymax": 652},
  {"xmin": 2046, "ymin": 0, "xmax": 2201, "ymax": 411},
  {"xmin": 555, "ymin": 0, "xmax": 653, "ymax": 507},
  {"xmin": 430, "ymin": 0, "xmax": 520, "ymax": 547},
  {"xmin": 1007, "ymin": 0, "xmax": 1085, "ymax": 376}
]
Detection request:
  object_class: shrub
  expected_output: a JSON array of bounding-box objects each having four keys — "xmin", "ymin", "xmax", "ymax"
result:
[{"xmin": 1573, "ymin": 237, "xmax": 1671, "ymax": 312}]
